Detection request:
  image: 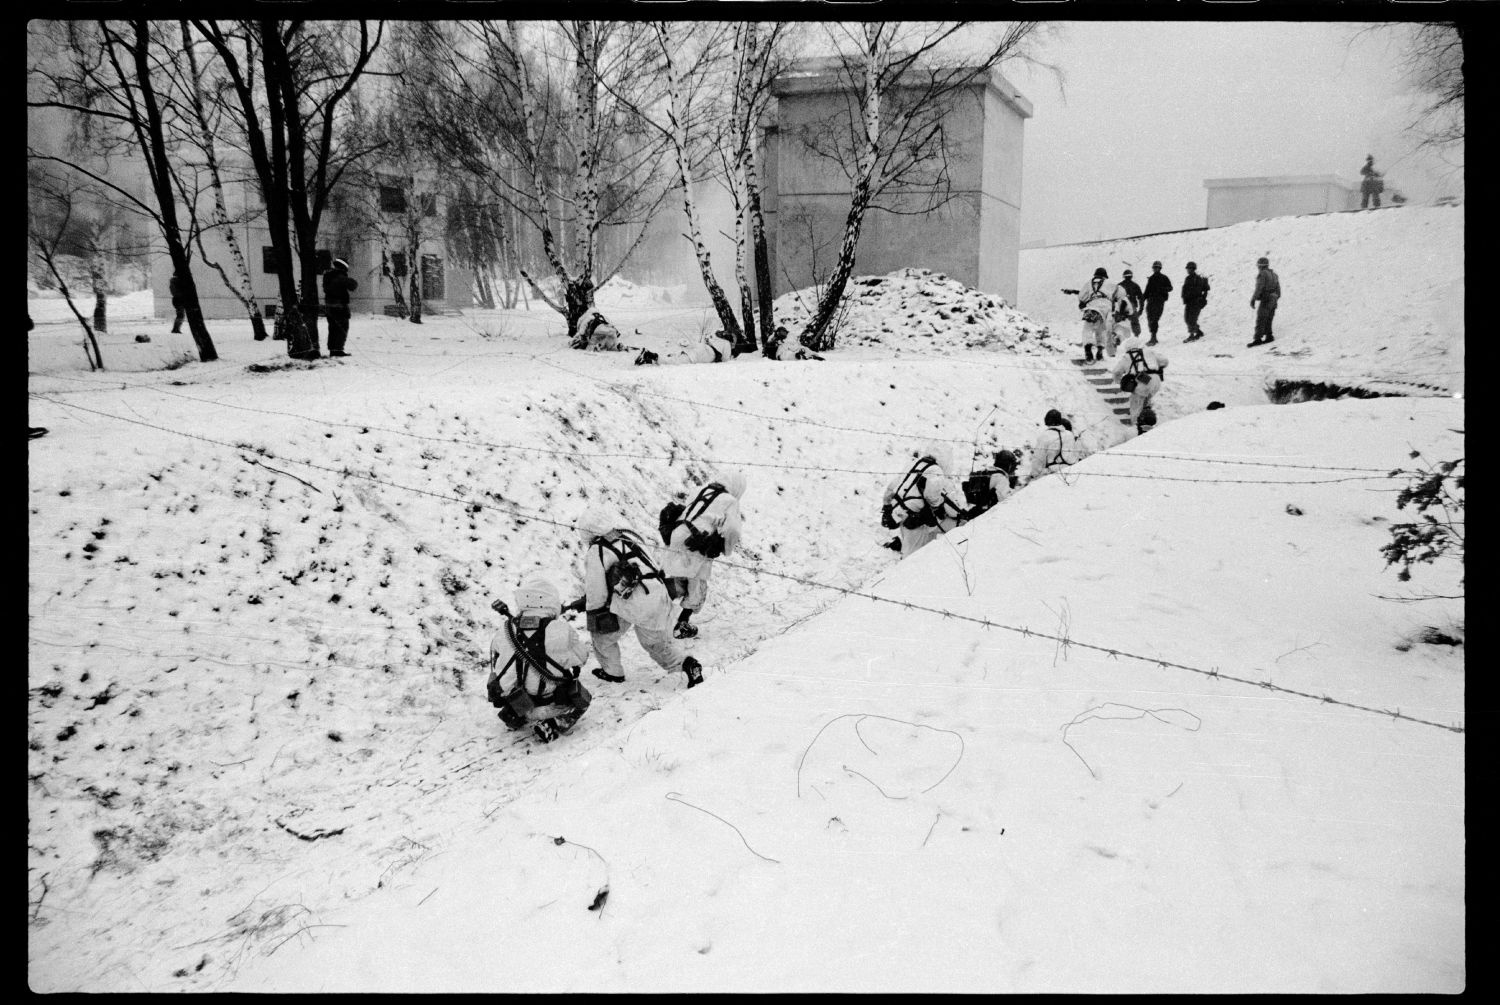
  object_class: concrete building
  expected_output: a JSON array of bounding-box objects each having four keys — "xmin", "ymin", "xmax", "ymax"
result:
[
  {"xmin": 151, "ymin": 165, "xmax": 472, "ymax": 322},
  {"xmin": 763, "ymin": 59, "xmax": 1032, "ymax": 305},
  {"xmin": 1203, "ymin": 175, "xmax": 1360, "ymax": 229}
]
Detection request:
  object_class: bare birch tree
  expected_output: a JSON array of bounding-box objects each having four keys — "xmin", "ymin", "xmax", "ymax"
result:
[
  {"xmin": 193, "ymin": 19, "xmax": 384, "ymax": 358},
  {"xmin": 28, "ymin": 19, "xmax": 220, "ymax": 362},
  {"xmin": 793, "ymin": 22, "xmax": 1046, "ymax": 352},
  {"xmin": 407, "ymin": 20, "xmax": 674, "ymax": 341},
  {"xmin": 174, "ymin": 20, "xmax": 270, "ymax": 341},
  {"xmin": 29, "ymin": 168, "xmax": 105, "ymax": 370},
  {"xmin": 653, "ymin": 21, "xmax": 743, "ymax": 343}
]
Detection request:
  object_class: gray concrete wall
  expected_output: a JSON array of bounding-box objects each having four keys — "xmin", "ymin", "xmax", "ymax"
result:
[
  {"xmin": 768, "ymin": 68, "xmax": 1029, "ymax": 304},
  {"xmin": 979, "ymin": 84, "xmax": 1027, "ymax": 304}
]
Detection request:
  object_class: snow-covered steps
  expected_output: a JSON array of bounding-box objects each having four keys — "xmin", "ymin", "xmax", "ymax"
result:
[{"xmin": 1071, "ymin": 357, "xmax": 1137, "ymax": 425}]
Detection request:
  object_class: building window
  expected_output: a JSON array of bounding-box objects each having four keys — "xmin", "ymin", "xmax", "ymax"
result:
[
  {"xmin": 421, "ymin": 255, "xmax": 444, "ymax": 301},
  {"xmin": 419, "ymin": 193, "xmax": 437, "ymax": 218},
  {"xmin": 389, "ymin": 251, "xmax": 407, "ymax": 277},
  {"xmin": 380, "ymin": 185, "xmax": 407, "ymax": 213},
  {"xmin": 262, "ymin": 246, "xmax": 278, "ymax": 274}
]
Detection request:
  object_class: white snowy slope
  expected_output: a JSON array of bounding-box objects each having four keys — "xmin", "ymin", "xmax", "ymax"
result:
[
  {"xmin": 221, "ymin": 398, "xmax": 1465, "ymax": 994},
  {"xmin": 28, "ymin": 204, "xmax": 1463, "ymax": 993},
  {"xmin": 1019, "ymin": 204, "xmax": 1464, "ymax": 400}
]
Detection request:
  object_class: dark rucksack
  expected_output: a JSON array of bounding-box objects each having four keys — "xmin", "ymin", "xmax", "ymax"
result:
[
  {"xmin": 489, "ymin": 613, "xmax": 576, "ymax": 708},
  {"xmin": 679, "ymin": 484, "xmax": 728, "ymax": 557},
  {"xmin": 1121, "ymin": 348, "xmax": 1163, "ymax": 393},
  {"xmin": 596, "ymin": 529, "xmax": 666, "ymax": 599},
  {"xmin": 881, "ymin": 459, "xmax": 938, "ymax": 530},
  {"xmin": 658, "ymin": 501, "xmax": 685, "ymax": 545}
]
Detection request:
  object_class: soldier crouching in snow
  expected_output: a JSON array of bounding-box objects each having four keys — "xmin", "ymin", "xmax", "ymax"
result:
[
  {"xmin": 572, "ymin": 309, "xmax": 631, "ymax": 352},
  {"xmin": 880, "ymin": 442, "xmax": 967, "ymax": 556},
  {"xmin": 487, "ymin": 578, "xmax": 594, "ymax": 743},
  {"xmin": 570, "ymin": 506, "xmax": 704, "ymax": 689},
  {"xmin": 682, "ymin": 328, "xmax": 739, "ymax": 364},
  {"xmin": 764, "ymin": 325, "xmax": 824, "ymax": 361},
  {"xmin": 660, "ymin": 471, "xmax": 747, "ymax": 640}
]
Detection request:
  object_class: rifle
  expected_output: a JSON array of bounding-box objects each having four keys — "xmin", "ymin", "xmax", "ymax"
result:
[{"xmin": 1060, "ymin": 288, "xmax": 1080, "ymax": 296}]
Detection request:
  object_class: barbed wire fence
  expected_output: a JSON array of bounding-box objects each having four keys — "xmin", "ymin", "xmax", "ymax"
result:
[
  {"xmin": 30, "ymin": 393, "xmax": 1464, "ymax": 736},
  {"xmin": 29, "ymin": 382, "xmax": 1421, "ymax": 485}
]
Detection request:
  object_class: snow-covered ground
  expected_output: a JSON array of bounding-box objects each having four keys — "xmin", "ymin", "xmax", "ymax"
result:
[
  {"xmin": 29, "ymin": 288, "xmax": 155, "ymax": 325},
  {"xmin": 1018, "ymin": 205, "xmax": 1464, "ymax": 404},
  {"xmin": 28, "ymin": 206, "xmax": 1463, "ymax": 992}
]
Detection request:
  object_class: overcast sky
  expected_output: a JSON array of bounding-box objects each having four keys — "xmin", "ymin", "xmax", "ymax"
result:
[{"xmin": 1004, "ymin": 21, "xmax": 1463, "ymax": 246}]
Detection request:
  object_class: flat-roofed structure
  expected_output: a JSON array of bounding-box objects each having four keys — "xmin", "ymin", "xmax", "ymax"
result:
[{"xmin": 1204, "ymin": 175, "xmax": 1359, "ymax": 228}]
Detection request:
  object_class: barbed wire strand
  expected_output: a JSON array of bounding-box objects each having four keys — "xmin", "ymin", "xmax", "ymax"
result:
[
  {"xmin": 30, "ymin": 387, "xmax": 1417, "ymax": 483},
  {"xmin": 31, "ymin": 394, "xmax": 1464, "ymax": 735}
]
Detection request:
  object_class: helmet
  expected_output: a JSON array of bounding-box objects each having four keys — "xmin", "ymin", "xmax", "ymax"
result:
[
  {"xmin": 332, "ymin": 258, "xmax": 349, "ymax": 271},
  {"xmin": 718, "ymin": 471, "xmax": 748, "ymax": 499},
  {"xmin": 920, "ymin": 441, "xmax": 953, "ymax": 475},
  {"xmin": 1186, "ymin": 261, "xmax": 1197, "ymax": 270},
  {"xmin": 513, "ymin": 577, "xmax": 562, "ymax": 617},
  {"xmin": 1093, "ymin": 267, "xmax": 1108, "ymax": 279},
  {"xmin": 576, "ymin": 505, "xmax": 617, "ymax": 547},
  {"xmin": 994, "ymin": 449, "xmax": 1018, "ymax": 474},
  {"xmin": 1122, "ymin": 269, "xmax": 1133, "ymax": 278},
  {"xmin": 1256, "ymin": 257, "xmax": 1269, "ymax": 266},
  {"xmin": 1044, "ymin": 408, "xmax": 1064, "ymax": 427},
  {"xmin": 1151, "ymin": 261, "xmax": 1162, "ymax": 269}
]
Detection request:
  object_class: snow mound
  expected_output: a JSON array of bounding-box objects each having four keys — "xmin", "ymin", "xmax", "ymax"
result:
[
  {"xmin": 593, "ymin": 276, "xmax": 697, "ymax": 309},
  {"xmin": 773, "ymin": 268, "xmax": 1062, "ymax": 354}
]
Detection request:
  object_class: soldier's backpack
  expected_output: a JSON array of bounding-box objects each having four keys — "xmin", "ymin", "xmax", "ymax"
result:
[
  {"xmin": 658, "ymin": 501, "xmax": 685, "ymax": 545},
  {"xmin": 881, "ymin": 459, "xmax": 938, "ymax": 530},
  {"xmin": 679, "ymin": 483, "xmax": 728, "ymax": 557},
  {"xmin": 961, "ymin": 471, "xmax": 999, "ymax": 514},
  {"xmin": 1121, "ymin": 347, "xmax": 1163, "ymax": 393},
  {"xmin": 489, "ymin": 611, "xmax": 579, "ymax": 710},
  {"xmin": 596, "ymin": 529, "xmax": 667, "ymax": 600}
]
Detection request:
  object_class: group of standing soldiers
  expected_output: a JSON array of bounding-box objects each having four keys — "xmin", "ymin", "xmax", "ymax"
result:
[
  {"xmin": 1069, "ymin": 261, "xmax": 1209, "ymax": 362},
  {"xmin": 1072, "ymin": 253, "xmax": 1282, "ymax": 358}
]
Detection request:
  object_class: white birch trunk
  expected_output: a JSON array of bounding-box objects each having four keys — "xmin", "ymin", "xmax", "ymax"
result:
[
  {"xmin": 655, "ymin": 21, "xmax": 741, "ymax": 340},
  {"xmin": 573, "ymin": 20, "xmax": 600, "ymax": 286},
  {"xmin": 505, "ymin": 21, "xmax": 572, "ymax": 290},
  {"xmin": 181, "ymin": 21, "xmax": 265, "ymax": 337},
  {"xmin": 800, "ymin": 25, "xmax": 886, "ymax": 350}
]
